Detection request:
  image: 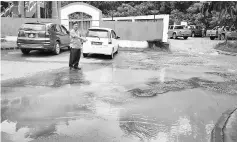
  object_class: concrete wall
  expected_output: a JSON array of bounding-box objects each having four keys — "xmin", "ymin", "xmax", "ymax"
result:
[
  {"xmin": 1, "ymin": 17, "xmax": 60, "ymax": 36},
  {"xmin": 100, "ymin": 20, "xmax": 163, "ymax": 41},
  {"xmin": 102, "ymin": 15, "xmax": 169, "ymax": 42}
]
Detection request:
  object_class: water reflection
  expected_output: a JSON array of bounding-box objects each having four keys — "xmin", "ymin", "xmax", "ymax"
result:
[
  {"xmin": 29, "ymin": 123, "xmax": 56, "ymax": 139},
  {"xmin": 1, "ymin": 67, "xmax": 236, "ymax": 142},
  {"xmin": 1, "ymin": 120, "xmax": 33, "ymax": 142},
  {"xmin": 1, "ymin": 67, "xmax": 90, "ymax": 88},
  {"xmin": 119, "ymin": 113, "xmax": 216, "ymax": 142},
  {"xmin": 119, "ymin": 115, "xmax": 159, "ymax": 141}
]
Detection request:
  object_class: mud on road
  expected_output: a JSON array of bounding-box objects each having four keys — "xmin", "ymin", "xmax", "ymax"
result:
[{"xmin": 1, "ymin": 38, "xmax": 237, "ymax": 142}]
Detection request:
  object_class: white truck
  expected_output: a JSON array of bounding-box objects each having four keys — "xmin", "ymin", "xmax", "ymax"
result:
[
  {"xmin": 168, "ymin": 25, "xmax": 192, "ymax": 40},
  {"xmin": 206, "ymin": 26, "xmax": 230, "ymax": 40}
]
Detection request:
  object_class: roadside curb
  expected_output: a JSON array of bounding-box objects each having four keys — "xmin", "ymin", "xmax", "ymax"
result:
[
  {"xmin": 216, "ymin": 50, "xmax": 237, "ymax": 56},
  {"xmin": 1, "ymin": 37, "xmax": 18, "ymax": 50},
  {"xmin": 211, "ymin": 107, "xmax": 237, "ymax": 142},
  {"xmin": 1, "ymin": 42, "xmax": 19, "ymax": 50},
  {"xmin": 1, "ymin": 47, "xmax": 19, "ymax": 50},
  {"xmin": 118, "ymin": 47, "xmax": 146, "ymax": 52}
]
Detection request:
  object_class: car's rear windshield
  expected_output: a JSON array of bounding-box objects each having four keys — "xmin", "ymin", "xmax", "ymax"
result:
[
  {"xmin": 174, "ymin": 26, "xmax": 184, "ymax": 29},
  {"xmin": 20, "ymin": 24, "xmax": 46, "ymax": 31},
  {"xmin": 87, "ymin": 29, "xmax": 109, "ymax": 38}
]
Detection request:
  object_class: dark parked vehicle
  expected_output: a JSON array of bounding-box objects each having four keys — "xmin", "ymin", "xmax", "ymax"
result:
[
  {"xmin": 188, "ymin": 25, "xmax": 203, "ymax": 37},
  {"xmin": 17, "ymin": 22, "xmax": 70, "ymax": 55}
]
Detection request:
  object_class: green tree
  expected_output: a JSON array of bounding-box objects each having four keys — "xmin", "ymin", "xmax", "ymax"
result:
[{"xmin": 202, "ymin": 1, "xmax": 237, "ymax": 28}]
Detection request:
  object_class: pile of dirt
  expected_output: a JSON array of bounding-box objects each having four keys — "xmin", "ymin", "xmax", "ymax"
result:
[
  {"xmin": 147, "ymin": 40, "xmax": 170, "ymax": 52},
  {"xmin": 215, "ymin": 41, "xmax": 237, "ymax": 53},
  {"xmin": 128, "ymin": 76, "xmax": 237, "ymax": 97}
]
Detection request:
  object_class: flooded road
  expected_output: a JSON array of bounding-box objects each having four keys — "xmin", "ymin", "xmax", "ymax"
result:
[{"xmin": 1, "ymin": 38, "xmax": 237, "ymax": 142}]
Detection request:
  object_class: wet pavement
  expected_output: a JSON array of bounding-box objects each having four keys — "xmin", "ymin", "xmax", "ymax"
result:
[{"xmin": 1, "ymin": 37, "xmax": 237, "ymax": 142}]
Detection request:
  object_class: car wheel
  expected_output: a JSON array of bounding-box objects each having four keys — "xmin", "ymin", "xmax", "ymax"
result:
[
  {"xmin": 221, "ymin": 34, "xmax": 225, "ymax": 40},
  {"xmin": 192, "ymin": 32, "xmax": 195, "ymax": 37},
  {"xmin": 83, "ymin": 53, "xmax": 88, "ymax": 57},
  {"xmin": 115, "ymin": 48, "xmax": 118, "ymax": 54},
  {"xmin": 109, "ymin": 49, "xmax": 114, "ymax": 59},
  {"xmin": 210, "ymin": 37, "xmax": 215, "ymax": 40},
  {"xmin": 21, "ymin": 49, "xmax": 30, "ymax": 54},
  {"xmin": 172, "ymin": 33, "xmax": 177, "ymax": 39},
  {"xmin": 183, "ymin": 37, "xmax": 188, "ymax": 40},
  {"xmin": 53, "ymin": 41, "xmax": 60, "ymax": 55}
]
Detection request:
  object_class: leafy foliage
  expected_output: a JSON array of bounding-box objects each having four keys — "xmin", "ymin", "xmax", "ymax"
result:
[
  {"xmin": 202, "ymin": 1, "xmax": 237, "ymax": 28},
  {"xmin": 61, "ymin": 1, "xmax": 237, "ymax": 29}
]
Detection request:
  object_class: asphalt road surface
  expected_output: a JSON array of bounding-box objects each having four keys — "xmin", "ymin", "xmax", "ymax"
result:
[{"xmin": 1, "ymin": 37, "xmax": 237, "ymax": 142}]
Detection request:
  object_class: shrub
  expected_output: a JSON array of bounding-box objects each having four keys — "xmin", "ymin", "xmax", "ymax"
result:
[{"xmin": 215, "ymin": 41, "xmax": 237, "ymax": 53}]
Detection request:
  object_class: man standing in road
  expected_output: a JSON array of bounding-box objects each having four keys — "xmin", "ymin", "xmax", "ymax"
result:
[{"xmin": 69, "ymin": 23, "xmax": 87, "ymax": 70}]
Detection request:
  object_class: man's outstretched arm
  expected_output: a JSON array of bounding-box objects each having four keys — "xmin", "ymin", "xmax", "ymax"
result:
[{"xmin": 70, "ymin": 31, "xmax": 87, "ymax": 42}]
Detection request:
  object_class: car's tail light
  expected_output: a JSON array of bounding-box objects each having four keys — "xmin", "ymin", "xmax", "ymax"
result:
[
  {"xmin": 18, "ymin": 31, "xmax": 25, "ymax": 37},
  {"xmin": 108, "ymin": 39, "xmax": 112, "ymax": 44}
]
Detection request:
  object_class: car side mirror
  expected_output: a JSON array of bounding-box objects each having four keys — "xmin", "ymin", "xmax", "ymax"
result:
[{"xmin": 116, "ymin": 36, "xmax": 120, "ymax": 39}]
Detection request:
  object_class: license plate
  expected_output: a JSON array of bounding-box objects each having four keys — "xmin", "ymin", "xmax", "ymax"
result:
[
  {"xmin": 22, "ymin": 44, "xmax": 42, "ymax": 48},
  {"xmin": 28, "ymin": 34, "xmax": 35, "ymax": 38},
  {"xmin": 91, "ymin": 42, "xmax": 102, "ymax": 45}
]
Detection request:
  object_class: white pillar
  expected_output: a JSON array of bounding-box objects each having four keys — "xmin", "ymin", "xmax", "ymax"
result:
[
  {"xmin": 18, "ymin": 1, "xmax": 25, "ymax": 17},
  {"xmin": 52, "ymin": 1, "xmax": 58, "ymax": 19},
  {"xmin": 37, "ymin": 1, "xmax": 41, "ymax": 18},
  {"xmin": 161, "ymin": 15, "xmax": 169, "ymax": 42},
  {"xmin": 58, "ymin": 1, "xmax": 61, "ymax": 20}
]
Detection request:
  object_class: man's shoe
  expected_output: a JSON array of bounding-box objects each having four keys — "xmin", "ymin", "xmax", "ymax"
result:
[{"xmin": 74, "ymin": 67, "xmax": 81, "ymax": 70}]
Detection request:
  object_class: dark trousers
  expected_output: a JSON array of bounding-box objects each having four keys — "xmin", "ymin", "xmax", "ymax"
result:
[{"xmin": 69, "ymin": 48, "xmax": 81, "ymax": 68}]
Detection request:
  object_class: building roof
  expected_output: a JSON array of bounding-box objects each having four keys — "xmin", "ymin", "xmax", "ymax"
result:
[
  {"xmin": 24, "ymin": 22, "xmax": 53, "ymax": 25},
  {"xmin": 88, "ymin": 27, "xmax": 113, "ymax": 31}
]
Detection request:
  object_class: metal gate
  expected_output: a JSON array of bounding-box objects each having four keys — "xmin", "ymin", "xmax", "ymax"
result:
[{"xmin": 67, "ymin": 19, "xmax": 94, "ymax": 35}]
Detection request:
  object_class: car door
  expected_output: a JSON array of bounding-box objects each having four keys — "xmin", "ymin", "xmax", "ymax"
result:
[
  {"xmin": 111, "ymin": 30, "xmax": 118, "ymax": 52},
  {"xmin": 54, "ymin": 24, "xmax": 66, "ymax": 46},
  {"xmin": 197, "ymin": 26, "xmax": 202, "ymax": 35},
  {"xmin": 168, "ymin": 26, "xmax": 173, "ymax": 38},
  {"xmin": 60, "ymin": 25, "xmax": 70, "ymax": 46}
]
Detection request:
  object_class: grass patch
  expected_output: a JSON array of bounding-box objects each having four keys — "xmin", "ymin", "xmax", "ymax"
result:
[
  {"xmin": 215, "ymin": 40, "xmax": 237, "ymax": 53},
  {"xmin": 147, "ymin": 39, "xmax": 170, "ymax": 52}
]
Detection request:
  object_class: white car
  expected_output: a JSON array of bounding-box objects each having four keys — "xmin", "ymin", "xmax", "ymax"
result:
[{"xmin": 82, "ymin": 27, "xmax": 120, "ymax": 59}]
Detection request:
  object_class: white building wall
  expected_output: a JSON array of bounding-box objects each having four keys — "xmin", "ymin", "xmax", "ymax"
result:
[
  {"xmin": 60, "ymin": 2, "xmax": 102, "ymax": 30},
  {"xmin": 103, "ymin": 15, "xmax": 169, "ymax": 42}
]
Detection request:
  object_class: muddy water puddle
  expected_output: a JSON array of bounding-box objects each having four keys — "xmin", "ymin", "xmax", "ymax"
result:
[
  {"xmin": 2, "ymin": 87, "xmax": 237, "ymax": 142},
  {"xmin": 2, "ymin": 67, "xmax": 237, "ymax": 142}
]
